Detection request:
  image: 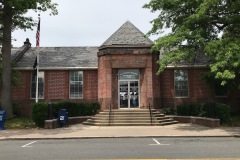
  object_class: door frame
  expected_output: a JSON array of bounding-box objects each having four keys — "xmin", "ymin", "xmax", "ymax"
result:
[{"xmin": 118, "ymin": 69, "xmax": 140, "ymax": 109}]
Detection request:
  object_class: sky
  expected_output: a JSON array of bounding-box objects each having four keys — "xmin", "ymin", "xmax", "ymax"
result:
[{"xmin": 12, "ymin": 0, "xmax": 161, "ymax": 47}]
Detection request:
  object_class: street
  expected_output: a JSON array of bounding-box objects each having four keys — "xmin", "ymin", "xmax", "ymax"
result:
[{"xmin": 0, "ymin": 137, "xmax": 239, "ymax": 159}]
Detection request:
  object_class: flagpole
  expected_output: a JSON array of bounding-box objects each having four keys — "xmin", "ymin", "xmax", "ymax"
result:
[
  {"xmin": 35, "ymin": 50, "xmax": 39, "ymax": 103},
  {"xmin": 35, "ymin": 15, "xmax": 40, "ymax": 103}
]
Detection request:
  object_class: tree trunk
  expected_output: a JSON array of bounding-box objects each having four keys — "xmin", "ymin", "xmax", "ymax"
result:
[{"xmin": 1, "ymin": 4, "xmax": 13, "ymax": 118}]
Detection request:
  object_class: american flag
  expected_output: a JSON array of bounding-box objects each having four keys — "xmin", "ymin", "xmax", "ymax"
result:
[{"xmin": 36, "ymin": 19, "xmax": 40, "ymax": 47}]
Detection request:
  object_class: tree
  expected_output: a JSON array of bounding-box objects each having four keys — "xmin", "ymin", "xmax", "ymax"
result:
[
  {"xmin": 144, "ymin": 0, "xmax": 240, "ymax": 88},
  {"xmin": 0, "ymin": 0, "xmax": 57, "ymax": 118}
]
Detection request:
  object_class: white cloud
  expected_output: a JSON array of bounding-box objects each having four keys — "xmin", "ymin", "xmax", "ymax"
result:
[{"xmin": 12, "ymin": 0, "xmax": 159, "ymax": 47}]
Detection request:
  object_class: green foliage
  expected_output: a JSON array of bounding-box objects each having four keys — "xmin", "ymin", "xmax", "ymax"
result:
[
  {"xmin": 162, "ymin": 107, "xmax": 175, "ymax": 115},
  {"xmin": 215, "ymin": 103, "xmax": 231, "ymax": 124},
  {"xmin": 176, "ymin": 103, "xmax": 230, "ymax": 124},
  {"xmin": 32, "ymin": 101, "xmax": 100, "ymax": 128},
  {"xmin": 225, "ymin": 115, "xmax": 240, "ymax": 127},
  {"xmin": 144, "ymin": 0, "xmax": 240, "ymax": 88},
  {"xmin": 0, "ymin": 65, "xmax": 23, "ymax": 87},
  {"xmin": 0, "ymin": 0, "xmax": 58, "ymax": 118},
  {"xmin": 175, "ymin": 103, "xmax": 205, "ymax": 117},
  {"xmin": 32, "ymin": 102, "xmax": 48, "ymax": 128}
]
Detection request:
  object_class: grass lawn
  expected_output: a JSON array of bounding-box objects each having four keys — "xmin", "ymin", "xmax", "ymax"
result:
[{"xmin": 5, "ymin": 117, "xmax": 37, "ymax": 129}]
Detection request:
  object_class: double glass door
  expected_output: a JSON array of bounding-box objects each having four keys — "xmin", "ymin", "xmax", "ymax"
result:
[
  {"xmin": 119, "ymin": 80, "xmax": 139, "ymax": 108},
  {"xmin": 118, "ymin": 69, "xmax": 140, "ymax": 109}
]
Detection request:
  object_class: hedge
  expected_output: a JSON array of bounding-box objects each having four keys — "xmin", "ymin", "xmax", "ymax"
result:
[
  {"xmin": 32, "ymin": 101, "xmax": 100, "ymax": 128},
  {"xmin": 175, "ymin": 103, "xmax": 230, "ymax": 124}
]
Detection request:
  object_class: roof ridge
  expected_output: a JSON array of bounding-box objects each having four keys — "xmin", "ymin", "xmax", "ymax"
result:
[{"xmin": 101, "ymin": 21, "xmax": 154, "ymax": 47}]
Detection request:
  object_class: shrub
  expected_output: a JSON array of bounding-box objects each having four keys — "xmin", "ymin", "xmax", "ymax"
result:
[
  {"xmin": 31, "ymin": 101, "xmax": 100, "ymax": 128},
  {"xmin": 162, "ymin": 107, "xmax": 175, "ymax": 115},
  {"xmin": 32, "ymin": 102, "xmax": 48, "ymax": 128},
  {"xmin": 175, "ymin": 103, "xmax": 203, "ymax": 116},
  {"xmin": 216, "ymin": 103, "xmax": 230, "ymax": 124},
  {"xmin": 175, "ymin": 102, "xmax": 230, "ymax": 124}
]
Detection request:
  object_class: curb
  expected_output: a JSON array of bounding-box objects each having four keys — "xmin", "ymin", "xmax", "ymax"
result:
[{"xmin": 1, "ymin": 135, "xmax": 239, "ymax": 141}]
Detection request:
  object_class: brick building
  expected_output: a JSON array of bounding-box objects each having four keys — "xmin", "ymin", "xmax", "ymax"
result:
[{"xmin": 9, "ymin": 21, "xmax": 240, "ymax": 117}]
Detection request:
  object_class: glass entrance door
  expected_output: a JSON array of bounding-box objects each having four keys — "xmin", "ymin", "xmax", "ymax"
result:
[
  {"xmin": 119, "ymin": 80, "xmax": 139, "ymax": 108},
  {"xmin": 118, "ymin": 69, "xmax": 140, "ymax": 109}
]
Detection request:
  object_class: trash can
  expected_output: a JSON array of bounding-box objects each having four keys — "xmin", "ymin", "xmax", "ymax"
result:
[
  {"xmin": 0, "ymin": 110, "xmax": 6, "ymax": 130},
  {"xmin": 58, "ymin": 109, "xmax": 68, "ymax": 127}
]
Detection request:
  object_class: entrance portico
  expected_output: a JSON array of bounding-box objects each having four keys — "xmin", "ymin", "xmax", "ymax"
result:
[{"xmin": 97, "ymin": 21, "xmax": 160, "ymax": 110}]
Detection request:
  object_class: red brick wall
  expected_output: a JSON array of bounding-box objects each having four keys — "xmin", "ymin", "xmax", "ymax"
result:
[
  {"xmin": 12, "ymin": 71, "xmax": 31, "ymax": 100},
  {"xmin": 45, "ymin": 71, "xmax": 68, "ymax": 101},
  {"xmin": 160, "ymin": 68, "xmax": 240, "ymax": 113},
  {"xmin": 11, "ymin": 71, "xmax": 32, "ymax": 117},
  {"xmin": 83, "ymin": 70, "xmax": 98, "ymax": 101},
  {"xmin": 160, "ymin": 68, "xmax": 214, "ymax": 108},
  {"xmin": 45, "ymin": 70, "xmax": 98, "ymax": 102},
  {"xmin": 98, "ymin": 55, "xmax": 113, "ymax": 109},
  {"xmin": 10, "ymin": 70, "xmax": 98, "ymax": 117}
]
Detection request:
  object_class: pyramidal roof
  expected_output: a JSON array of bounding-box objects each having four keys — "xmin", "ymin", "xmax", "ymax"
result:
[{"xmin": 101, "ymin": 21, "xmax": 154, "ymax": 47}]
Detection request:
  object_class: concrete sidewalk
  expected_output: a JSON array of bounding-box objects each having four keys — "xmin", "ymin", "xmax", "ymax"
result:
[{"xmin": 0, "ymin": 123, "xmax": 240, "ymax": 140}]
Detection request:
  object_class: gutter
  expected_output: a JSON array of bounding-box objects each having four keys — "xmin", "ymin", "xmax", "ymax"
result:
[{"xmin": 13, "ymin": 67, "xmax": 98, "ymax": 70}]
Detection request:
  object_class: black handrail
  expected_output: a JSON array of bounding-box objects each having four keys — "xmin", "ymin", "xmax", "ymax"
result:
[
  {"xmin": 109, "ymin": 102, "xmax": 112, "ymax": 126},
  {"xmin": 148, "ymin": 103, "xmax": 153, "ymax": 125}
]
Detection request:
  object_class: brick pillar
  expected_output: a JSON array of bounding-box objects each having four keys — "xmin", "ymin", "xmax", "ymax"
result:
[
  {"xmin": 139, "ymin": 53, "xmax": 161, "ymax": 109},
  {"xmin": 152, "ymin": 52, "xmax": 161, "ymax": 109},
  {"xmin": 98, "ymin": 56, "xmax": 112, "ymax": 110}
]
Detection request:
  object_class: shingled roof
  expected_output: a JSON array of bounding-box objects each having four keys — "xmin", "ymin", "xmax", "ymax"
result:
[
  {"xmin": 14, "ymin": 47, "xmax": 98, "ymax": 70},
  {"xmin": 101, "ymin": 21, "xmax": 154, "ymax": 47}
]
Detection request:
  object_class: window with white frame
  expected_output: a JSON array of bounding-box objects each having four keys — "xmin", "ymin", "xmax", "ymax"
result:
[
  {"xmin": 31, "ymin": 71, "xmax": 44, "ymax": 99},
  {"xmin": 69, "ymin": 71, "xmax": 83, "ymax": 99},
  {"xmin": 174, "ymin": 70, "xmax": 189, "ymax": 97}
]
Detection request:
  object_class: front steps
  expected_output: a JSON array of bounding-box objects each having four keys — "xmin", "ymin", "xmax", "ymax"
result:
[{"xmin": 82, "ymin": 109, "xmax": 178, "ymax": 126}]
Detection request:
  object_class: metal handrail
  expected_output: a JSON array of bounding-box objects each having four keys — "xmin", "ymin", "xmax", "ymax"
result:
[
  {"xmin": 148, "ymin": 103, "xmax": 153, "ymax": 125},
  {"xmin": 109, "ymin": 102, "xmax": 112, "ymax": 126}
]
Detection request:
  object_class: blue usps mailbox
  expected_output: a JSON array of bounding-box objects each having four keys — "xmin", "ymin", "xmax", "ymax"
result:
[
  {"xmin": 0, "ymin": 110, "xmax": 6, "ymax": 130},
  {"xmin": 58, "ymin": 109, "xmax": 68, "ymax": 127}
]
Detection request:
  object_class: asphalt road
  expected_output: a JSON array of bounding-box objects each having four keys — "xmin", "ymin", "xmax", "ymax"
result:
[{"xmin": 0, "ymin": 137, "xmax": 239, "ymax": 159}]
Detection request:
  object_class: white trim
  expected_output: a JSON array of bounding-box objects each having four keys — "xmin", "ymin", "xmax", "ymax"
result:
[
  {"xmin": 30, "ymin": 71, "xmax": 45, "ymax": 100},
  {"xmin": 174, "ymin": 69, "xmax": 189, "ymax": 98},
  {"xmin": 69, "ymin": 71, "xmax": 84, "ymax": 99}
]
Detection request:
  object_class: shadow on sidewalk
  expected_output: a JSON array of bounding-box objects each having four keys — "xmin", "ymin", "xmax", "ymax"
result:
[{"xmin": 173, "ymin": 123, "xmax": 240, "ymax": 136}]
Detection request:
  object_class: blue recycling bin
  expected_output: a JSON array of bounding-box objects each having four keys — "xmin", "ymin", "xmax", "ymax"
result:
[
  {"xmin": 58, "ymin": 109, "xmax": 68, "ymax": 127},
  {"xmin": 0, "ymin": 110, "xmax": 6, "ymax": 130}
]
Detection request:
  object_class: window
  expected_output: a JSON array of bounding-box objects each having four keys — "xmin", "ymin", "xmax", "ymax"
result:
[
  {"xmin": 215, "ymin": 83, "xmax": 228, "ymax": 97},
  {"xmin": 70, "ymin": 71, "xmax": 83, "ymax": 99},
  {"xmin": 31, "ymin": 71, "xmax": 44, "ymax": 99},
  {"xmin": 174, "ymin": 70, "xmax": 189, "ymax": 97}
]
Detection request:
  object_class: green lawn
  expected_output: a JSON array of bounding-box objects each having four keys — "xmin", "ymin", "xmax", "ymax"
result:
[{"xmin": 4, "ymin": 117, "xmax": 36, "ymax": 129}]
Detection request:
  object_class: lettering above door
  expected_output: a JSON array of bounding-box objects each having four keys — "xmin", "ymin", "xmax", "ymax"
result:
[{"xmin": 111, "ymin": 60, "xmax": 147, "ymax": 68}]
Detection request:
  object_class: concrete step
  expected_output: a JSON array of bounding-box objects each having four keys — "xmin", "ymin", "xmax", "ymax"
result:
[
  {"xmin": 87, "ymin": 118, "xmax": 175, "ymax": 123},
  {"xmin": 94, "ymin": 115, "xmax": 153, "ymax": 118},
  {"xmin": 91, "ymin": 116, "xmax": 170, "ymax": 121},
  {"xmin": 82, "ymin": 109, "xmax": 178, "ymax": 126},
  {"xmin": 82, "ymin": 122, "xmax": 170, "ymax": 126},
  {"xmin": 98, "ymin": 112, "xmax": 159, "ymax": 115}
]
